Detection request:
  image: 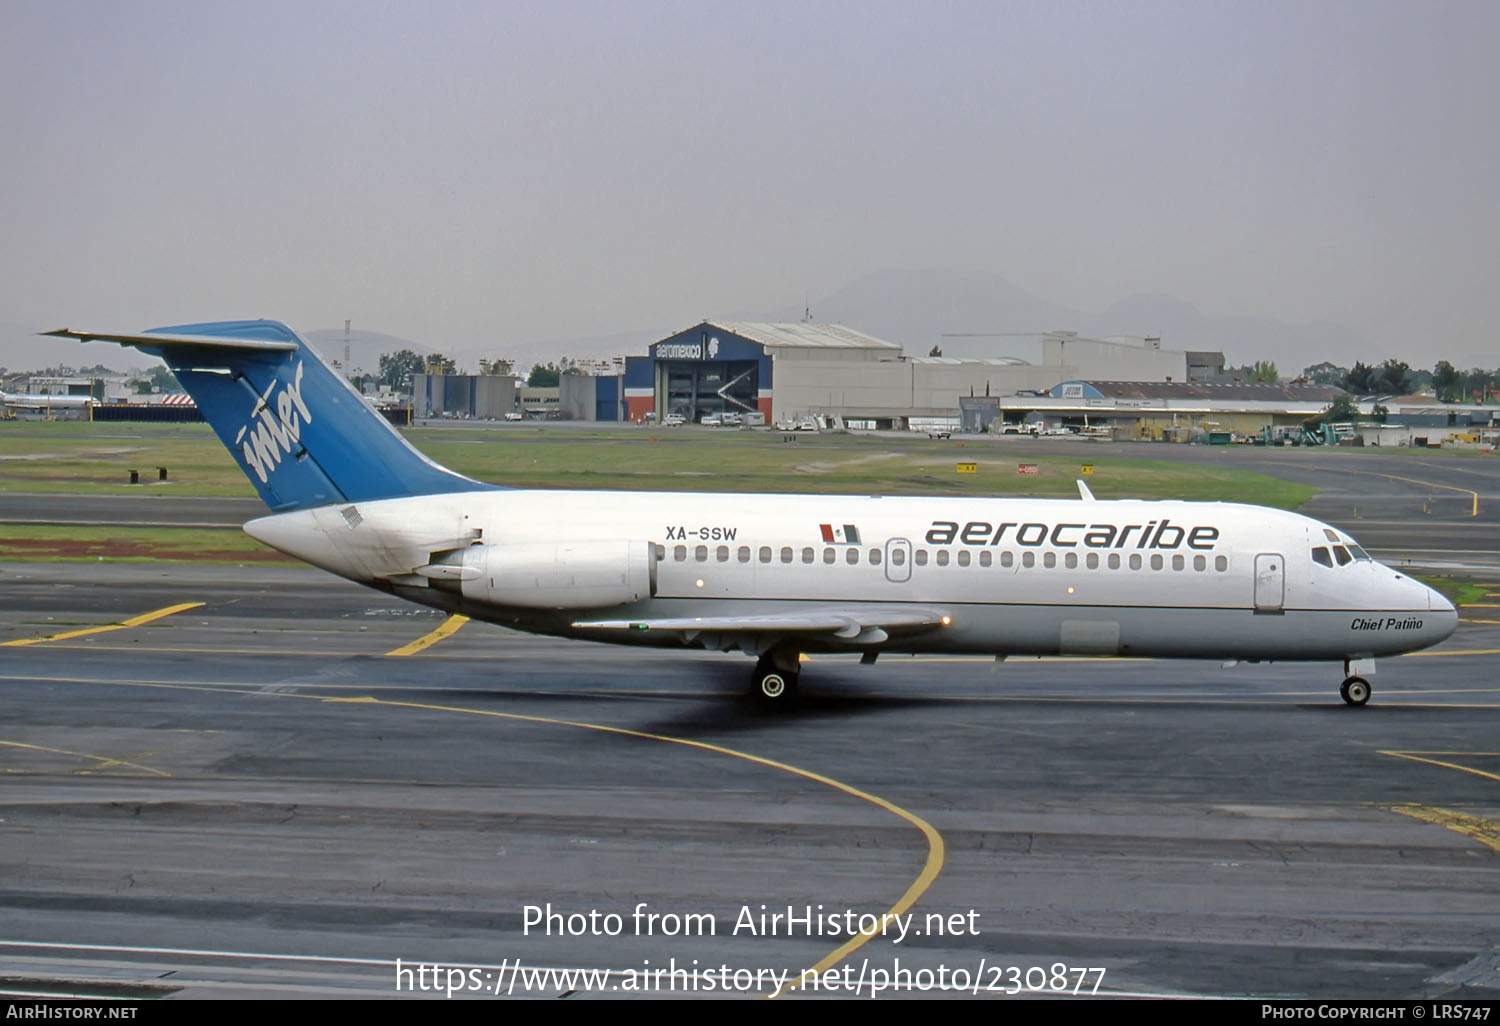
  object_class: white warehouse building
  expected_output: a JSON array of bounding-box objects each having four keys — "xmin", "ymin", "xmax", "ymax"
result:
[{"xmin": 623, "ymin": 322, "xmax": 1197, "ymax": 428}]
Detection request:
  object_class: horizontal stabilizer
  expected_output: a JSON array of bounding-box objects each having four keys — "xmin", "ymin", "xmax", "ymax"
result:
[{"xmin": 43, "ymin": 328, "xmax": 297, "ymax": 354}]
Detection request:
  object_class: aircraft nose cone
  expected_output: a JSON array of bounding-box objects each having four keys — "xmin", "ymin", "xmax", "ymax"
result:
[{"xmin": 1423, "ymin": 585, "xmax": 1459, "ymax": 645}]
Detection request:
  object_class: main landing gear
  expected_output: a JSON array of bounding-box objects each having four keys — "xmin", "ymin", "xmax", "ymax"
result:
[
  {"xmin": 1339, "ymin": 660, "xmax": 1371, "ymax": 706},
  {"xmin": 750, "ymin": 647, "xmax": 800, "ymax": 705}
]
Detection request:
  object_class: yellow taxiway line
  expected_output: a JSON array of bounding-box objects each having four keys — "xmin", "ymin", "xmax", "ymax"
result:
[
  {"xmin": 1, "ymin": 664, "xmax": 947, "ymax": 999},
  {"xmin": 1378, "ymin": 750, "xmax": 1500, "ymax": 785},
  {"xmin": 0, "ymin": 739, "xmax": 170, "ymax": 777},
  {"xmin": 0, "ymin": 602, "xmax": 204, "ymax": 647},
  {"xmin": 1384, "ymin": 804, "xmax": 1500, "ymax": 853},
  {"xmin": 1339, "ymin": 467, "xmax": 1480, "ymax": 516},
  {"xmin": 385, "ymin": 615, "xmax": 469, "ymax": 657},
  {"xmin": 319, "ymin": 692, "xmax": 945, "ymax": 996}
]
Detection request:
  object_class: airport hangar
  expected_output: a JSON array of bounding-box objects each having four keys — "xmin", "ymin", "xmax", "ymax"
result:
[{"xmin": 562, "ymin": 320, "xmax": 1202, "ymax": 427}]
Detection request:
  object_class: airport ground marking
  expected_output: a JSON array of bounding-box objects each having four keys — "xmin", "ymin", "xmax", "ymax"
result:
[
  {"xmin": 385, "ymin": 614, "xmax": 469, "ymax": 657},
  {"xmin": 1378, "ymin": 750, "xmax": 1500, "ymax": 786},
  {"xmin": 0, "ymin": 739, "xmax": 170, "ymax": 777},
  {"xmin": 0, "ymin": 602, "xmax": 203, "ymax": 647},
  {"xmin": 1337, "ymin": 468, "xmax": 1479, "ymax": 516},
  {"xmin": 318, "ymin": 692, "xmax": 945, "ymax": 999},
  {"xmin": 0, "ymin": 667, "xmax": 945, "ymax": 997},
  {"xmin": 1383, "ymin": 804, "xmax": 1500, "ymax": 854}
]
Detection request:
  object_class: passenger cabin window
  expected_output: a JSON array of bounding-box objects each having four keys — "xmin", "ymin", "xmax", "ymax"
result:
[
  {"xmin": 1129, "ymin": 554, "xmax": 1142, "ymax": 570},
  {"xmin": 979, "ymin": 551, "xmax": 992, "ymax": 567},
  {"xmin": 1215, "ymin": 555, "xmax": 1229, "ymax": 572},
  {"xmin": 1172, "ymin": 554, "xmax": 1184, "ymax": 571},
  {"xmin": 716, "ymin": 545, "xmax": 730, "ymax": 562},
  {"xmin": 823, "ymin": 547, "xmax": 836, "ymax": 565},
  {"xmin": 1107, "ymin": 553, "xmax": 1120, "ymax": 570},
  {"xmin": 870, "ymin": 548, "xmax": 883, "ymax": 565},
  {"xmin": 1311, "ymin": 547, "xmax": 1333, "ymax": 567},
  {"xmin": 1021, "ymin": 552, "xmax": 1035, "ymax": 568},
  {"xmin": 1085, "ymin": 552, "xmax": 1098, "ymax": 570},
  {"xmin": 935, "ymin": 550, "xmax": 950, "ymax": 567},
  {"xmin": 801, "ymin": 547, "xmax": 814, "ymax": 564},
  {"xmin": 957, "ymin": 551, "xmax": 971, "ymax": 567},
  {"xmin": 737, "ymin": 546, "xmax": 751, "ymax": 563},
  {"xmin": 915, "ymin": 550, "xmax": 929, "ymax": 566},
  {"xmin": 695, "ymin": 545, "xmax": 708, "ymax": 562},
  {"xmin": 781, "ymin": 547, "xmax": 793, "ymax": 564},
  {"xmin": 759, "ymin": 546, "xmax": 772, "ymax": 563},
  {"xmin": 891, "ymin": 548, "xmax": 906, "ymax": 566},
  {"xmin": 1043, "ymin": 552, "xmax": 1056, "ymax": 569},
  {"xmin": 1064, "ymin": 552, "xmax": 1077, "ymax": 569},
  {"xmin": 1193, "ymin": 555, "xmax": 1206, "ymax": 571},
  {"xmin": 674, "ymin": 545, "xmax": 687, "ymax": 562},
  {"xmin": 1001, "ymin": 551, "xmax": 1014, "ymax": 568},
  {"xmin": 1150, "ymin": 554, "xmax": 1163, "ymax": 571},
  {"xmin": 845, "ymin": 548, "xmax": 858, "ymax": 565}
]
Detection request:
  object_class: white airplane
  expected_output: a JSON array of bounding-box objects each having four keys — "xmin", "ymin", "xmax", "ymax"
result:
[
  {"xmin": 47, "ymin": 321, "xmax": 1458, "ymax": 706},
  {"xmin": 0, "ymin": 388, "xmax": 93, "ymax": 413}
]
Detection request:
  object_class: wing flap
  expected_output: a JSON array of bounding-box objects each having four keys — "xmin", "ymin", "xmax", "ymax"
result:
[{"xmin": 573, "ymin": 606, "xmax": 950, "ymax": 638}]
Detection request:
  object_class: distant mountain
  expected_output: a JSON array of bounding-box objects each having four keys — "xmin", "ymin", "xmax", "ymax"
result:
[
  {"xmin": 1085, "ymin": 294, "xmax": 1384, "ymax": 371},
  {"xmin": 1, "ymin": 271, "xmax": 1442, "ymax": 378},
  {"xmin": 810, "ymin": 268, "xmax": 1080, "ymax": 360},
  {"xmin": 304, "ymin": 328, "xmax": 432, "ymax": 377},
  {"xmin": 447, "ymin": 328, "xmax": 662, "ymax": 375}
]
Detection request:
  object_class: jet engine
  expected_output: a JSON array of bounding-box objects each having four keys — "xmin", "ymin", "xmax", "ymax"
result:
[{"xmin": 448, "ymin": 540, "xmax": 658, "ymax": 610}]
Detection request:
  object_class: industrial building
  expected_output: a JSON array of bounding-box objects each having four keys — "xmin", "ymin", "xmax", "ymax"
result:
[
  {"xmin": 611, "ymin": 322, "xmax": 1201, "ymax": 427},
  {"xmin": 404, "ymin": 319, "xmax": 1500, "ymax": 441},
  {"xmin": 410, "ymin": 373, "xmax": 517, "ymax": 420}
]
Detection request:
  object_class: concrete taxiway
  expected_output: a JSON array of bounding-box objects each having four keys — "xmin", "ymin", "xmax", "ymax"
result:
[
  {"xmin": 1, "ymin": 558, "xmax": 1498, "ymax": 1000},
  {"xmin": 0, "ymin": 442, "xmax": 1497, "ymax": 1000}
]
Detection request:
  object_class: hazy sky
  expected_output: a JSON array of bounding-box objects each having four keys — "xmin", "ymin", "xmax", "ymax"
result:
[{"xmin": 3, "ymin": 0, "xmax": 1495, "ymax": 364}]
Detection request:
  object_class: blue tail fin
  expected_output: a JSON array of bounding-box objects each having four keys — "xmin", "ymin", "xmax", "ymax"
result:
[{"xmin": 47, "ymin": 320, "xmax": 499, "ymax": 512}]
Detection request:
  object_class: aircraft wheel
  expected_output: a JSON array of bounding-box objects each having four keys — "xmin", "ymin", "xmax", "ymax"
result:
[
  {"xmin": 750, "ymin": 656, "xmax": 799, "ymax": 704},
  {"xmin": 1340, "ymin": 676, "xmax": 1371, "ymax": 706}
]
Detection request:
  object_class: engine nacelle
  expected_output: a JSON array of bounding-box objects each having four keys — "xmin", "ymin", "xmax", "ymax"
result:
[{"xmin": 458, "ymin": 540, "xmax": 657, "ymax": 610}]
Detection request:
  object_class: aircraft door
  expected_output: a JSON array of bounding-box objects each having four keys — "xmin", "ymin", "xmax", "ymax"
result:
[
  {"xmin": 1254, "ymin": 552, "xmax": 1284, "ymax": 612},
  {"xmin": 885, "ymin": 538, "xmax": 912, "ymax": 583}
]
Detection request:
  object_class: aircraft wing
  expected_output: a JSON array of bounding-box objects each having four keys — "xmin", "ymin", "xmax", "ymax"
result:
[{"xmin": 573, "ymin": 605, "xmax": 950, "ymax": 645}]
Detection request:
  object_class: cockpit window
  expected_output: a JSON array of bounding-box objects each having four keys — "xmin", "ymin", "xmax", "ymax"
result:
[
  {"xmin": 1331, "ymin": 545, "xmax": 1352, "ymax": 566},
  {"xmin": 1347, "ymin": 544, "xmax": 1372, "ymax": 561},
  {"xmin": 1323, "ymin": 529, "xmax": 1339, "ymax": 542},
  {"xmin": 1311, "ymin": 547, "xmax": 1333, "ymax": 567}
]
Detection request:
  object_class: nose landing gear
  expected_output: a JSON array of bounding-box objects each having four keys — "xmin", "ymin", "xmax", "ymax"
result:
[{"xmin": 1340, "ymin": 660, "xmax": 1371, "ymax": 706}]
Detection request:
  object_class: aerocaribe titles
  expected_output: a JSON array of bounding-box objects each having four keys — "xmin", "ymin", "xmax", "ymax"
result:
[
  {"xmin": 235, "ymin": 360, "xmax": 312, "ymax": 484},
  {"xmin": 925, "ymin": 518, "xmax": 1220, "ymax": 551}
]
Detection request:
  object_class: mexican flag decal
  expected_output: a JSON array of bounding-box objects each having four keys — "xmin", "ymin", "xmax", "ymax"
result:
[{"xmin": 819, "ymin": 523, "xmax": 861, "ymax": 545}]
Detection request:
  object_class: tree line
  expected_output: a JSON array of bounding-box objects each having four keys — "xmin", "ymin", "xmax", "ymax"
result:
[
  {"xmin": 374, "ymin": 351, "xmax": 586, "ymax": 389},
  {"xmin": 1298, "ymin": 359, "xmax": 1498, "ymax": 402}
]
